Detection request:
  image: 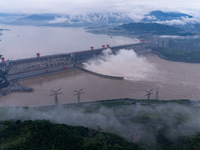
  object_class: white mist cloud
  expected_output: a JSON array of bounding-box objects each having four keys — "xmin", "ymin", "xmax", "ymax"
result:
[
  {"xmin": 126, "ymin": 13, "xmax": 145, "ymax": 22},
  {"xmin": 1, "ymin": 103, "xmax": 200, "ymax": 144},
  {"xmin": 1, "ymin": 0, "xmax": 200, "ymax": 16},
  {"xmin": 49, "ymin": 16, "xmax": 72, "ymax": 24},
  {"xmin": 155, "ymin": 16, "xmax": 200, "ymax": 26},
  {"xmin": 83, "ymin": 49, "xmax": 158, "ymax": 81},
  {"xmin": 159, "ymin": 35, "xmax": 200, "ymax": 39},
  {"xmin": 1, "ymin": 0, "xmax": 200, "ymax": 26},
  {"xmin": 48, "ymin": 13, "xmax": 147, "ymax": 24},
  {"xmin": 145, "ymin": 15, "xmax": 157, "ymax": 20}
]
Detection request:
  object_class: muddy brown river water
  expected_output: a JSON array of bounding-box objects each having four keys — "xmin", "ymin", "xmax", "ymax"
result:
[
  {"xmin": 0, "ymin": 54, "xmax": 200, "ymax": 106},
  {"xmin": 0, "ymin": 53, "xmax": 200, "ymax": 106}
]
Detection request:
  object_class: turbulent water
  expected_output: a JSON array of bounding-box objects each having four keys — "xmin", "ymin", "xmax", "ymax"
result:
[
  {"xmin": 0, "ymin": 51, "xmax": 200, "ymax": 106},
  {"xmin": 0, "ymin": 25, "xmax": 200, "ymax": 106},
  {"xmin": 83, "ymin": 49, "xmax": 159, "ymax": 81}
]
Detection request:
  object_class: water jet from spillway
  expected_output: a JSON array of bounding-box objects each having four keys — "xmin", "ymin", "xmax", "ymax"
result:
[{"xmin": 83, "ymin": 49, "xmax": 159, "ymax": 81}]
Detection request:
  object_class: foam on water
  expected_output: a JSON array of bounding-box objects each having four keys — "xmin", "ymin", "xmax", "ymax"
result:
[{"xmin": 83, "ymin": 49, "xmax": 158, "ymax": 81}]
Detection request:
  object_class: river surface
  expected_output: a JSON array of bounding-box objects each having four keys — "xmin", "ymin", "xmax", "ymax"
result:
[
  {"xmin": 0, "ymin": 53, "xmax": 200, "ymax": 106},
  {"xmin": 0, "ymin": 25, "xmax": 200, "ymax": 106},
  {"xmin": 0, "ymin": 25, "xmax": 138, "ymax": 60}
]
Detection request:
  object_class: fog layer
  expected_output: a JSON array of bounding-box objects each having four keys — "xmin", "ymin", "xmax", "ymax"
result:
[{"xmin": 1, "ymin": 103, "xmax": 200, "ymax": 144}]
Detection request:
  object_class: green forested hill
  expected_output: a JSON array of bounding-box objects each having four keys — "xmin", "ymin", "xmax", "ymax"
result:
[
  {"xmin": 115, "ymin": 23, "xmax": 194, "ymax": 36},
  {"xmin": 0, "ymin": 120, "xmax": 140, "ymax": 150},
  {"xmin": 2, "ymin": 102, "xmax": 200, "ymax": 150},
  {"xmin": 1, "ymin": 119, "xmax": 200, "ymax": 150}
]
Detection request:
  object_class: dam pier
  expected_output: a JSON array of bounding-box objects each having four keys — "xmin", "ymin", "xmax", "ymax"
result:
[
  {"xmin": 0, "ymin": 38, "xmax": 199, "ymax": 105},
  {"xmin": 1, "ymin": 42, "xmax": 151, "ymax": 80},
  {"xmin": 0, "ymin": 40, "xmax": 170, "ymax": 97}
]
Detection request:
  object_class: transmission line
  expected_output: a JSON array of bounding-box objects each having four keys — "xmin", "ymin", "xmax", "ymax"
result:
[
  {"xmin": 74, "ymin": 88, "xmax": 84, "ymax": 105},
  {"xmin": 49, "ymin": 88, "xmax": 62, "ymax": 105},
  {"xmin": 145, "ymin": 88, "xmax": 153, "ymax": 103},
  {"xmin": 156, "ymin": 86, "xmax": 159, "ymax": 100}
]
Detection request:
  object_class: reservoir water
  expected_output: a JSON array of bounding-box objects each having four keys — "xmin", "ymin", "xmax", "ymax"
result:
[
  {"xmin": 0, "ymin": 25, "xmax": 200, "ymax": 106},
  {"xmin": 0, "ymin": 25, "xmax": 138, "ymax": 60}
]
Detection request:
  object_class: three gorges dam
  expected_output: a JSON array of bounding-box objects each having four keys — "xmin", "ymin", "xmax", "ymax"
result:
[
  {"xmin": 1, "ymin": 42, "xmax": 151, "ymax": 81},
  {"xmin": 2, "ymin": 38, "xmax": 200, "ymax": 106}
]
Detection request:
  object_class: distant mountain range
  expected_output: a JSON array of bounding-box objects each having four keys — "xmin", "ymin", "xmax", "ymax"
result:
[
  {"xmin": 0, "ymin": 13, "xmax": 137, "ymax": 26},
  {"xmin": 114, "ymin": 23, "xmax": 195, "ymax": 36},
  {"xmin": 0, "ymin": 10, "xmax": 200, "ymax": 32},
  {"xmin": 143, "ymin": 10, "xmax": 192, "ymax": 22},
  {"xmin": 143, "ymin": 11, "xmax": 200, "ymax": 33}
]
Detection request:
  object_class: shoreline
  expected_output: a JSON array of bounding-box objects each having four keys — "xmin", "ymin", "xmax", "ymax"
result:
[
  {"xmin": 0, "ymin": 98, "xmax": 191, "ymax": 108},
  {"xmin": 150, "ymin": 51, "xmax": 200, "ymax": 64}
]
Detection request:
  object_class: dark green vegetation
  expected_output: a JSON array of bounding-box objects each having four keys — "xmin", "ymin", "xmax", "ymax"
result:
[
  {"xmin": 169, "ymin": 38, "xmax": 200, "ymax": 51},
  {"xmin": 151, "ymin": 38, "xmax": 200, "ymax": 63},
  {"xmin": 92, "ymin": 98, "xmax": 190, "ymax": 108},
  {"xmin": 152, "ymin": 47, "xmax": 200, "ymax": 63},
  {"xmin": 115, "ymin": 23, "xmax": 195, "ymax": 36},
  {"xmin": 1, "ymin": 99, "xmax": 200, "ymax": 150},
  {"xmin": 99, "ymin": 98, "xmax": 189, "ymax": 104},
  {"xmin": 0, "ymin": 120, "xmax": 140, "ymax": 150},
  {"xmin": 87, "ymin": 22, "xmax": 196, "ymax": 38},
  {"xmin": 155, "ymin": 130, "xmax": 200, "ymax": 150}
]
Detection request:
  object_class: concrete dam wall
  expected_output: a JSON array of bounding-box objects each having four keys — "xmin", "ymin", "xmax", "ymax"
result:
[
  {"xmin": 0, "ymin": 42, "xmax": 150, "ymax": 80},
  {"xmin": 76, "ymin": 66, "xmax": 124, "ymax": 80},
  {"xmin": 73, "ymin": 43, "xmax": 148, "ymax": 63},
  {"xmin": 6, "ymin": 64, "xmax": 74, "ymax": 80}
]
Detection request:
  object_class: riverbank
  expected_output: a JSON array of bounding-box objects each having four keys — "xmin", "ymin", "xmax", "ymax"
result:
[
  {"xmin": 35, "ymin": 98, "xmax": 191, "ymax": 110},
  {"xmin": 151, "ymin": 47, "xmax": 200, "ymax": 64}
]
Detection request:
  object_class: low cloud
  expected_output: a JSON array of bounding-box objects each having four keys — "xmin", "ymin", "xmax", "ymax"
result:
[
  {"xmin": 49, "ymin": 16, "xmax": 72, "ymax": 24},
  {"xmin": 1, "ymin": 103, "xmax": 200, "ymax": 145},
  {"xmin": 145, "ymin": 15, "xmax": 157, "ymax": 20},
  {"xmin": 127, "ymin": 13, "xmax": 145, "ymax": 22},
  {"xmin": 48, "ymin": 12, "xmax": 150, "ymax": 24},
  {"xmin": 159, "ymin": 35, "xmax": 200, "ymax": 39},
  {"xmin": 155, "ymin": 16, "xmax": 200, "ymax": 26}
]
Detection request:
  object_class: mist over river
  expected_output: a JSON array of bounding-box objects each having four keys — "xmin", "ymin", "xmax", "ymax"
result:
[{"xmin": 0, "ymin": 25, "xmax": 200, "ymax": 106}]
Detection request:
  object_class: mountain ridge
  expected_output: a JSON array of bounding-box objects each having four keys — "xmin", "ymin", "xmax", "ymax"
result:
[{"xmin": 0, "ymin": 10, "xmax": 200, "ymax": 32}]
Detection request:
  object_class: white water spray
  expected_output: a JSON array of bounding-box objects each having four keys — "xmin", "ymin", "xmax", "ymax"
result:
[{"xmin": 83, "ymin": 49, "xmax": 158, "ymax": 81}]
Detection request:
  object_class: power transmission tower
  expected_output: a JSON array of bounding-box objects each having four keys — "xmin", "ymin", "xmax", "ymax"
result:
[
  {"xmin": 74, "ymin": 88, "xmax": 84, "ymax": 105},
  {"xmin": 145, "ymin": 88, "xmax": 153, "ymax": 102},
  {"xmin": 156, "ymin": 86, "xmax": 159, "ymax": 100},
  {"xmin": 49, "ymin": 88, "xmax": 62, "ymax": 105}
]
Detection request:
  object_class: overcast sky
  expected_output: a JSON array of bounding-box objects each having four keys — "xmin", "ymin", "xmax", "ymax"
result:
[{"xmin": 0, "ymin": 0, "xmax": 200, "ymax": 16}]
